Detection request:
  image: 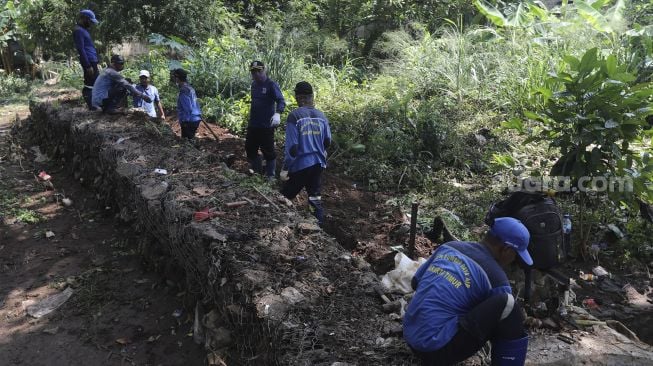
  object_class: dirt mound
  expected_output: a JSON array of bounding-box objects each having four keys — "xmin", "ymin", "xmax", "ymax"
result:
[{"xmin": 23, "ymin": 91, "xmax": 417, "ymax": 365}]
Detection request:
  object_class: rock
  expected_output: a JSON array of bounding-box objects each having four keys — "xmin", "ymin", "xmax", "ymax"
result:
[
  {"xmin": 140, "ymin": 181, "xmax": 169, "ymax": 201},
  {"xmin": 116, "ymin": 162, "xmax": 142, "ymax": 178},
  {"xmin": 474, "ymin": 134, "xmax": 487, "ymax": 145},
  {"xmin": 205, "ymin": 326, "xmax": 232, "ymax": 349},
  {"xmin": 255, "ymin": 293, "xmax": 287, "ymax": 320},
  {"xmin": 297, "ymin": 222, "xmax": 321, "ymax": 233},
  {"xmin": 280, "ymin": 287, "xmax": 306, "ymax": 305},
  {"xmin": 190, "ymin": 222, "xmax": 227, "ymax": 242}
]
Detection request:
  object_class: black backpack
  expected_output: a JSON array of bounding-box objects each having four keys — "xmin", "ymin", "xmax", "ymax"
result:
[{"xmin": 485, "ymin": 192, "xmax": 563, "ymax": 269}]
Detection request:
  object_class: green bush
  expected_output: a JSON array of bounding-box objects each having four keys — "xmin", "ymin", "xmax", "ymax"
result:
[{"xmin": 0, "ymin": 72, "xmax": 30, "ymax": 98}]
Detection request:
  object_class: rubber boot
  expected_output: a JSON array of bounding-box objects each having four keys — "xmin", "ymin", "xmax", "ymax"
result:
[
  {"xmin": 308, "ymin": 196, "xmax": 324, "ymax": 225},
  {"xmin": 82, "ymin": 87, "xmax": 95, "ymax": 110},
  {"xmin": 248, "ymin": 156, "xmax": 262, "ymax": 175},
  {"xmin": 265, "ymin": 159, "xmax": 276, "ymax": 181},
  {"xmin": 491, "ymin": 336, "xmax": 528, "ymax": 366}
]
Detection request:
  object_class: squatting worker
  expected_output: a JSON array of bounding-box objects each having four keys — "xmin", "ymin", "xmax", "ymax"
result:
[
  {"xmin": 172, "ymin": 68, "xmax": 202, "ymax": 140},
  {"xmin": 73, "ymin": 9, "xmax": 99, "ymax": 110},
  {"xmin": 280, "ymin": 81, "xmax": 332, "ymax": 225},
  {"xmin": 91, "ymin": 55, "xmax": 151, "ymax": 114},
  {"xmin": 403, "ymin": 217, "xmax": 531, "ymax": 366},
  {"xmin": 133, "ymin": 70, "xmax": 165, "ymax": 119},
  {"xmin": 247, "ymin": 61, "xmax": 286, "ymax": 181}
]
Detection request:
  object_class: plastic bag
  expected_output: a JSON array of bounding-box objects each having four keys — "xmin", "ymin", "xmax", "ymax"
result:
[{"xmin": 381, "ymin": 253, "xmax": 426, "ymax": 294}]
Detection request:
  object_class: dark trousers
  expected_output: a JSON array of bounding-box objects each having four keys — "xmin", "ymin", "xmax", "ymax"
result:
[
  {"xmin": 81, "ymin": 62, "xmax": 98, "ymax": 109},
  {"xmin": 101, "ymin": 84, "xmax": 128, "ymax": 112},
  {"xmin": 281, "ymin": 164, "xmax": 324, "ymax": 200},
  {"xmin": 414, "ymin": 293, "xmax": 525, "ymax": 366},
  {"xmin": 245, "ymin": 127, "xmax": 276, "ymax": 161},
  {"xmin": 180, "ymin": 121, "xmax": 200, "ymax": 140},
  {"xmin": 281, "ymin": 164, "xmax": 325, "ymax": 224}
]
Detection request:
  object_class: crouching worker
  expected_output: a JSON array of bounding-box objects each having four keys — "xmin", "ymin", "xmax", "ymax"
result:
[
  {"xmin": 280, "ymin": 81, "xmax": 332, "ymax": 225},
  {"xmin": 404, "ymin": 217, "xmax": 531, "ymax": 366},
  {"xmin": 91, "ymin": 55, "xmax": 151, "ymax": 113},
  {"xmin": 172, "ymin": 68, "xmax": 202, "ymax": 140}
]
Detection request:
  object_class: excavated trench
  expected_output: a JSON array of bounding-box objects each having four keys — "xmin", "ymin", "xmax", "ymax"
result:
[{"xmin": 22, "ymin": 89, "xmax": 653, "ymax": 366}]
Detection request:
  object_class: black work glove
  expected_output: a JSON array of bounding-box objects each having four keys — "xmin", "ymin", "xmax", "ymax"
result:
[{"xmin": 142, "ymin": 95, "xmax": 152, "ymax": 103}]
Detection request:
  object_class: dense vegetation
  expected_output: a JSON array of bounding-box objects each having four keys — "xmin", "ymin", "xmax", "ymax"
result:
[{"xmin": 1, "ymin": 0, "xmax": 652, "ymax": 261}]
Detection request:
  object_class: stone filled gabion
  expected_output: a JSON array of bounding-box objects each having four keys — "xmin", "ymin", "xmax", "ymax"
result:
[{"xmin": 25, "ymin": 97, "xmax": 418, "ymax": 365}]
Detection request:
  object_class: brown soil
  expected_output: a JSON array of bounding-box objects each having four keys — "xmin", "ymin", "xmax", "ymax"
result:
[
  {"xmin": 0, "ymin": 107, "xmax": 205, "ymax": 365},
  {"xmin": 166, "ymin": 116, "xmax": 434, "ymax": 275},
  {"xmin": 167, "ymin": 117, "xmax": 653, "ymax": 346}
]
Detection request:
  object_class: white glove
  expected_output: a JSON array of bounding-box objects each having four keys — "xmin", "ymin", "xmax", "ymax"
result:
[
  {"xmin": 271, "ymin": 113, "xmax": 281, "ymax": 127},
  {"xmin": 280, "ymin": 170, "xmax": 289, "ymax": 181}
]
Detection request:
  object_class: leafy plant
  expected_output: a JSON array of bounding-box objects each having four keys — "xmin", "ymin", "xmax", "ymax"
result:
[{"xmin": 507, "ymin": 46, "xmax": 652, "ymax": 257}]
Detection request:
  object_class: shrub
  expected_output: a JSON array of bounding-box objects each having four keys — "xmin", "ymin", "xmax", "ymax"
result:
[{"xmin": 0, "ymin": 72, "xmax": 30, "ymax": 98}]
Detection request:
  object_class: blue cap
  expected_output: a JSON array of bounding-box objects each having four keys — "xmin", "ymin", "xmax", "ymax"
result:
[
  {"xmin": 80, "ymin": 9, "xmax": 98, "ymax": 24},
  {"xmin": 489, "ymin": 217, "xmax": 532, "ymax": 266}
]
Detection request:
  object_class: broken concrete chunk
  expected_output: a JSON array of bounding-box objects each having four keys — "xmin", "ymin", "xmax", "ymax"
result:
[
  {"xmin": 190, "ymin": 222, "xmax": 227, "ymax": 242},
  {"xmin": 297, "ymin": 222, "xmax": 321, "ymax": 233},
  {"xmin": 256, "ymin": 294, "xmax": 287, "ymax": 320},
  {"xmin": 116, "ymin": 162, "xmax": 142, "ymax": 178},
  {"xmin": 140, "ymin": 181, "xmax": 169, "ymax": 201},
  {"xmin": 281, "ymin": 287, "xmax": 306, "ymax": 305}
]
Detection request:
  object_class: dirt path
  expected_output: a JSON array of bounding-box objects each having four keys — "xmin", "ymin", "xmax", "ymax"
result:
[{"xmin": 0, "ymin": 104, "xmax": 204, "ymax": 365}]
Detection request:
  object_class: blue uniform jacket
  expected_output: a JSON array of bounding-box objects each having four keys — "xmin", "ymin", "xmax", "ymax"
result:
[
  {"xmin": 177, "ymin": 84, "xmax": 202, "ymax": 123},
  {"xmin": 403, "ymin": 241, "xmax": 512, "ymax": 352},
  {"xmin": 249, "ymin": 78, "xmax": 285, "ymax": 128},
  {"xmin": 284, "ymin": 106, "xmax": 332, "ymax": 173},
  {"xmin": 72, "ymin": 25, "xmax": 98, "ymax": 68}
]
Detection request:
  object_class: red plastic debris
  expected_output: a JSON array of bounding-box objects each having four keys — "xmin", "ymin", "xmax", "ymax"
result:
[
  {"xmin": 38, "ymin": 171, "xmax": 52, "ymax": 181},
  {"xmin": 582, "ymin": 298, "xmax": 600, "ymax": 310},
  {"xmin": 193, "ymin": 207, "xmax": 223, "ymax": 222}
]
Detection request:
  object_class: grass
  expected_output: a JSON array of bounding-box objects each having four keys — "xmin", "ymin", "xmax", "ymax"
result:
[{"xmin": 0, "ymin": 183, "xmax": 43, "ymax": 224}]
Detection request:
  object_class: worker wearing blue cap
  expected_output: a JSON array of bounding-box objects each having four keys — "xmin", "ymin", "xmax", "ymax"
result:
[
  {"xmin": 73, "ymin": 9, "xmax": 99, "ymax": 110},
  {"xmin": 404, "ymin": 217, "xmax": 532, "ymax": 366}
]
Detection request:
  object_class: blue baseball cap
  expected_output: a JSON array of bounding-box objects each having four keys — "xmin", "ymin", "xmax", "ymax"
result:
[
  {"xmin": 489, "ymin": 217, "xmax": 532, "ymax": 266},
  {"xmin": 80, "ymin": 9, "xmax": 98, "ymax": 24}
]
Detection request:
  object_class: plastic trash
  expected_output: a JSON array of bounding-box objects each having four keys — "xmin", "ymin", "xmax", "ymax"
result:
[
  {"xmin": 579, "ymin": 271, "xmax": 595, "ymax": 281},
  {"xmin": 154, "ymin": 168, "xmax": 167, "ymax": 175},
  {"xmin": 592, "ymin": 266, "xmax": 611, "ymax": 278},
  {"xmin": 26, "ymin": 287, "xmax": 74, "ymax": 318},
  {"xmin": 38, "ymin": 171, "xmax": 52, "ymax": 181},
  {"xmin": 380, "ymin": 253, "xmax": 427, "ymax": 294}
]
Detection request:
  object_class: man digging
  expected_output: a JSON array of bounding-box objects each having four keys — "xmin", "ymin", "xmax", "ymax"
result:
[{"xmin": 404, "ymin": 217, "xmax": 531, "ymax": 366}]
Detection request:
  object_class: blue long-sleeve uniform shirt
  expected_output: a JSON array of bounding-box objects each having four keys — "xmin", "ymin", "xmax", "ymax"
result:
[
  {"xmin": 72, "ymin": 25, "xmax": 98, "ymax": 69},
  {"xmin": 177, "ymin": 84, "xmax": 202, "ymax": 123},
  {"xmin": 403, "ymin": 241, "xmax": 512, "ymax": 352},
  {"xmin": 249, "ymin": 78, "xmax": 285, "ymax": 128},
  {"xmin": 284, "ymin": 106, "xmax": 332, "ymax": 173}
]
